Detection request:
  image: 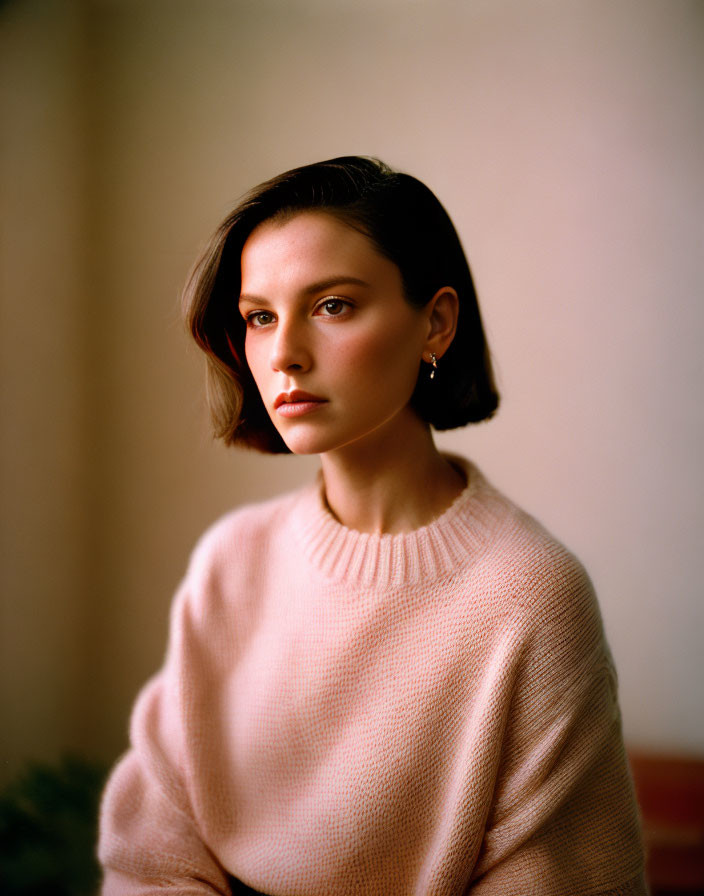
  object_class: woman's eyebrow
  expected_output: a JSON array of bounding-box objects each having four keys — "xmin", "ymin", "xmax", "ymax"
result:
[
  {"xmin": 239, "ymin": 276, "xmax": 371, "ymax": 305},
  {"xmin": 302, "ymin": 276, "xmax": 371, "ymax": 295}
]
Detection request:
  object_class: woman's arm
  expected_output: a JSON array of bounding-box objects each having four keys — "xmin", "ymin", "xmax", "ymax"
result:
[
  {"xmin": 99, "ymin": 743, "xmax": 232, "ymax": 892},
  {"xmin": 467, "ymin": 555, "xmax": 647, "ymax": 894},
  {"xmin": 98, "ymin": 575, "xmax": 234, "ymax": 895}
]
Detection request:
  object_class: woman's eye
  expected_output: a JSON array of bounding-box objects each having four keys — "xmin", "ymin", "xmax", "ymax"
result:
[
  {"xmin": 317, "ymin": 298, "xmax": 348, "ymax": 317},
  {"xmin": 247, "ymin": 311, "xmax": 275, "ymax": 328}
]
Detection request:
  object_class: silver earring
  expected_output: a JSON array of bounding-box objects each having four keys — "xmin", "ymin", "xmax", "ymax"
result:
[{"xmin": 429, "ymin": 353, "xmax": 438, "ymax": 380}]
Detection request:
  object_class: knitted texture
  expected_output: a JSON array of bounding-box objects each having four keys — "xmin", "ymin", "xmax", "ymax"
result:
[{"xmin": 98, "ymin": 459, "xmax": 646, "ymax": 895}]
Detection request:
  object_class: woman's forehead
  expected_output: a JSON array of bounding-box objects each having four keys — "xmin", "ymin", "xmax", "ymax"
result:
[{"xmin": 240, "ymin": 210, "xmax": 400, "ymax": 296}]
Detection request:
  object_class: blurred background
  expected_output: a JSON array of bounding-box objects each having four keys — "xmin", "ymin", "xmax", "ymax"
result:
[{"xmin": 1, "ymin": 0, "xmax": 702, "ymax": 799}]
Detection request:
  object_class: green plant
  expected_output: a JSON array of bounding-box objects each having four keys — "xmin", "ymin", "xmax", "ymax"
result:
[{"xmin": 0, "ymin": 754, "xmax": 109, "ymax": 896}]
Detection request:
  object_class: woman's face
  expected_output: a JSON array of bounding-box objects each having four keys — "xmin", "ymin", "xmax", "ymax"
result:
[{"xmin": 238, "ymin": 210, "xmax": 432, "ymax": 456}]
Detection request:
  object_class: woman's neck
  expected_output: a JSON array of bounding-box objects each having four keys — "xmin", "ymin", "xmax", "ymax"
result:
[{"xmin": 319, "ymin": 415, "xmax": 466, "ymax": 535}]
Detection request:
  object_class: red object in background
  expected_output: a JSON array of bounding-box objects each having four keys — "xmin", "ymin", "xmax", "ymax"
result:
[{"xmin": 628, "ymin": 752, "xmax": 704, "ymax": 895}]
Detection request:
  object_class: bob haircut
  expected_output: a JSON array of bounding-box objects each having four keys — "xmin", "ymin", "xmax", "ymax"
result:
[{"xmin": 183, "ymin": 156, "xmax": 500, "ymax": 453}]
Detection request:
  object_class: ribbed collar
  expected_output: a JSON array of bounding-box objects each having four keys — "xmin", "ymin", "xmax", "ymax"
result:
[{"xmin": 289, "ymin": 457, "xmax": 501, "ymax": 587}]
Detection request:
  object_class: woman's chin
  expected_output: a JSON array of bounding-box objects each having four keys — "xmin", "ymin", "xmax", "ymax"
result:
[{"xmin": 275, "ymin": 429, "xmax": 331, "ymax": 457}]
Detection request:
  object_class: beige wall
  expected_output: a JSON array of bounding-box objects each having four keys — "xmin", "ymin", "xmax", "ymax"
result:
[
  {"xmin": 1, "ymin": 0, "xmax": 91, "ymax": 780},
  {"xmin": 2, "ymin": 0, "xmax": 702, "ymax": 782}
]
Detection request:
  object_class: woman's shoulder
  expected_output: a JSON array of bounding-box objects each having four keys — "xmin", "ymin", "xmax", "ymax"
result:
[
  {"xmin": 165, "ymin": 484, "xmax": 314, "ymax": 635},
  {"xmin": 458, "ymin": 470, "xmax": 610, "ymax": 694},
  {"xmin": 185, "ymin": 484, "xmax": 309, "ymax": 583},
  {"xmin": 466, "ymin": 465, "xmax": 599, "ymax": 629}
]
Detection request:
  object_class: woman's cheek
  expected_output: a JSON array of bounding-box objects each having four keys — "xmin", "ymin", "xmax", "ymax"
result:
[
  {"xmin": 334, "ymin": 316, "xmax": 414, "ymax": 365},
  {"xmin": 244, "ymin": 335, "xmax": 269, "ymax": 391},
  {"xmin": 332, "ymin": 330, "xmax": 383, "ymax": 370}
]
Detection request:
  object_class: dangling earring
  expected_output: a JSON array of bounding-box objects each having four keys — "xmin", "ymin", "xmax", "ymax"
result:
[{"xmin": 429, "ymin": 353, "xmax": 438, "ymax": 380}]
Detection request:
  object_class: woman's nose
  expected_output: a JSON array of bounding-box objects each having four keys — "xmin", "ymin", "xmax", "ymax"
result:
[{"xmin": 270, "ymin": 318, "xmax": 312, "ymax": 373}]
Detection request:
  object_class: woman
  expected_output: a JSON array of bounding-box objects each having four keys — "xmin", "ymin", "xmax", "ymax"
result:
[{"xmin": 98, "ymin": 157, "xmax": 646, "ymax": 894}]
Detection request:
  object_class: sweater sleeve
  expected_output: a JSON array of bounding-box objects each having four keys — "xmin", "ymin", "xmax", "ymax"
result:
[
  {"xmin": 467, "ymin": 548, "xmax": 647, "ymax": 895},
  {"xmin": 97, "ymin": 579, "xmax": 233, "ymax": 895}
]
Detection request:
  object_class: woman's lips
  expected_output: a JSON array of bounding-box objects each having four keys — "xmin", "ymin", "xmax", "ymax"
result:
[{"xmin": 274, "ymin": 391, "xmax": 328, "ymax": 418}]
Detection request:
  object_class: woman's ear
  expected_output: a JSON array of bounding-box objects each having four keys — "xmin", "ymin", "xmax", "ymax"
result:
[{"xmin": 422, "ymin": 286, "xmax": 459, "ymax": 362}]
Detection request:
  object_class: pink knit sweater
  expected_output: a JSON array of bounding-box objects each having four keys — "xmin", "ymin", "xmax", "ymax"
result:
[{"xmin": 98, "ymin": 459, "xmax": 646, "ymax": 894}]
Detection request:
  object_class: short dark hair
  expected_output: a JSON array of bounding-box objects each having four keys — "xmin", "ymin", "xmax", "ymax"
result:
[{"xmin": 182, "ymin": 156, "xmax": 499, "ymax": 453}]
